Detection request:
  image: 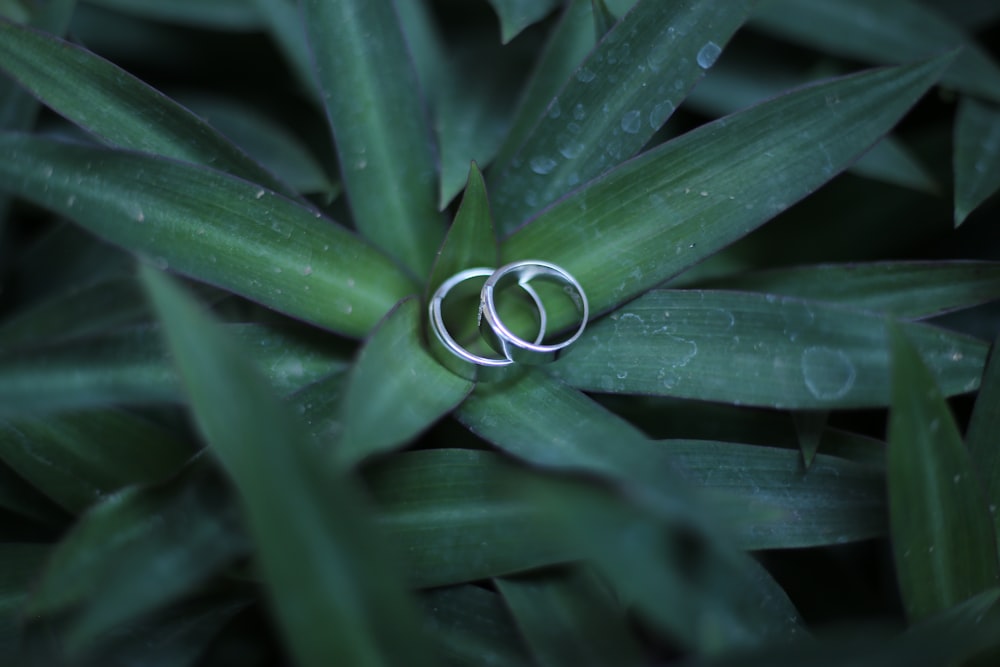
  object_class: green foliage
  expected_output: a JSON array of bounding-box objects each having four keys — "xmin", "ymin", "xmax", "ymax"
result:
[{"xmin": 1, "ymin": 0, "xmax": 1000, "ymax": 664}]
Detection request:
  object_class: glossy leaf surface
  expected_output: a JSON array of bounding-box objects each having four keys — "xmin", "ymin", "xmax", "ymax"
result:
[
  {"xmin": 490, "ymin": 0, "xmax": 755, "ymax": 230},
  {"xmin": 304, "ymin": 0, "xmax": 443, "ymax": 277},
  {"xmin": 551, "ymin": 290, "xmax": 987, "ymax": 408},
  {"xmin": 0, "ymin": 134, "xmax": 416, "ymax": 337},
  {"xmin": 502, "ymin": 57, "xmax": 951, "ymax": 324}
]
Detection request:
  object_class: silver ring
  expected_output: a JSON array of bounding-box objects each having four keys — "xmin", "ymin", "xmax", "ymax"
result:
[
  {"xmin": 428, "ymin": 267, "xmax": 547, "ymax": 381},
  {"xmin": 479, "ymin": 260, "xmax": 588, "ymax": 365}
]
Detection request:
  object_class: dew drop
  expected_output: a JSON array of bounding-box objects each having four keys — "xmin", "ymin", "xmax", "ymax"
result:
[
  {"xmin": 801, "ymin": 347, "xmax": 856, "ymax": 400},
  {"xmin": 696, "ymin": 41, "xmax": 721, "ymax": 69},
  {"xmin": 530, "ymin": 156, "xmax": 557, "ymax": 175},
  {"xmin": 620, "ymin": 110, "xmax": 641, "ymax": 134},
  {"xmin": 576, "ymin": 68, "xmax": 596, "ymax": 83},
  {"xmin": 557, "ymin": 133, "xmax": 585, "ymax": 159}
]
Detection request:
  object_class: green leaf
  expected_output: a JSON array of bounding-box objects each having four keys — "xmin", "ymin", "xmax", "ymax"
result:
[
  {"xmin": 0, "ymin": 461, "xmax": 69, "ymax": 526},
  {"xmin": 334, "ymin": 298, "xmax": 472, "ymax": 469},
  {"xmin": 967, "ymin": 333, "xmax": 1000, "ymax": 553},
  {"xmin": 520, "ymin": 475, "xmax": 804, "ymax": 653},
  {"xmin": 550, "ymin": 290, "xmax": 987, "ymax": 409},
  {"xmin": 82, "ymin": 0, "xmax": 264, "ymax": 30},
  {"xmin": 434, "ymin": 55, "xmax": 520, "ymax": 211},
  {"xmin": 0, "ymin": 134, "xmax": 417, "ymax": 337},
  {"xmin": 304, "ymin": 0, "xmax": 443, "ymax": 277},
  {"xmin": 457, "ymin": 370, "xmax": 697, "ymax": 516},
  {"xmin": 142, "ymin": 266, "xmax": 433, "ymax": 667},
  {"xmin": 0, "ymin": 275, "xmax": 147, "ymax": 348},
  {"xmin": 590, "ymin": 0, "xmax": 617, "ymax": 38},
  {"xmin": 496, "ymin": 566, "xmax": 645, "ymax": 667},
  {"xmin": 663, "ymin": 440, "xmax": 885, "ymax": 549},
  {"xmin": 699, "ymin": 261, "xmax": 1000, "ymax": 320},
  {"xmin": 954, "ymin": 97, "xmax": 1000, "ymax": 225},
  {"xmin": 368, "ymin": 448, "xmax": 575, "ymax": 588},
  {"xmin": 19, "ymin": 593, "xmax": 251, "ymax": 667},
  {"xmin": 501, "ymin": 57, "xmax": 952, "ymax": 325},
  {"xmin": 792, "ymin": 410, "xmax": 826, "ymax": 467},
  {"xmin": 494, "ymin": 0, "xmax": 597, "ymax": 171},
  {"xmin": 250, "ymin": 0, "xmax": 322, "ymax": 102},
  {"xmin": 685, "ymin": 52, "xmax": 938, "ymax": 193},
  {"xmin": 419, "ymin": 585, "xmax": 534, "ymax": 667},
  {"xmin": 180, "ymin": 95, "xmax": 335, "ymax": 195},
  {"xmin": 0, "ymin": 322, "xmax": 348, "ymax": 415},
  {"xmin": 887, "ymin": 323, "xmax": 1000, "ymax": 621},
  {"xmin": 429, "ymin": 163, "xmax": 499, "ymax": 295},
  {"xmin": 0, "ymin": 543, "xmax": 52, "ymax": 657},
  {"xmin": 288, "ymin": 370, "xmax": 347, "ymax": 445},
  {"xmin": 28, "ymin": 461, "xmax": 250, "ymax": 648},
  {"xmin": 751, "ymin": 0, "xmax": 1000, "ymax": 103},
  {"xmin": 0, "ymin": 409, "xmax": 194, "ymax": 513},
  {"xmin": 490, "ymin": 0, "xmax": 755, "ymax": 230},
  {"xmin": 0, "ymin": 19, "xmax": 294, "ymax": 196},
  {"xmin": 487, "ymin": 0, "xmax": 562, "ymax": 43}
]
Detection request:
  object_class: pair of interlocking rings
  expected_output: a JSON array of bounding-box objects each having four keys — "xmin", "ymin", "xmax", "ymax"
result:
[{"xmin": 428, "ymin": 260, "xmax": 589, "ymax": 381}]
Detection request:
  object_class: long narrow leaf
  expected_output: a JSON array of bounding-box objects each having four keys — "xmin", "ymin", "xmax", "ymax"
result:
[
  {"xmin": 490, "ymin": 0, "xmax": 755, "ymax": 230},
  {"xmin": 0, "ymin": 409, "xmax": 194, "ymax": 513},
  {"xmin": 419, "ymin": 585, "xmax": 534, "ymax": 667},
  {"xmin": 334, "ymin": 298, "xmax": 471, "ymax": 469},
  {"xmin": 954, "ymin": 97, "xmax": 1000, "ymax": 225},
  {"xmin": 0, "ymin": 323, "xmax": 347, "ymax": 415},
  {"xmin": 501, "ymin": 57, "xmax": 952, "ymax": 325},
  {"xmin": 887, "ymin": 323, "xmax": 1000, "ymax": 620},
  {"xmin": 304, "ymin": 0, "xmax": 443, "ymax": 277},
  {"xmin": 142, "ymin": 267, "xmax": 433, "ymax": 667},
  {"xmin": 966, "ymin": 333, "xmax": 1000, "ymax": 553},
  {"xmin": 368, "ymin": 448, "xmax": 574, "ymax": 588},
  {"xmin": 496, "ymin": 567, "xmax": 645, "ymax": 667},
  {"xmin": 82, "ymin": 0, "xmax": 264, "ymax": 30},
  {"xmin": 0, "ymin": 19, "xmax": 294, "ymax": 196},
  {"xmin": 0, "ymin": 134, "xmax": 417, "ymax": 337},
  {"xmin": 27, "ymin": 461, "xmax": 250, "ymax": 648},
  {"xmin": 751, "ymin": 0, "xmax": 1000, "ymax": 103},
  {"xmin": 487, "ymin": 0, "xmax": 562, "ymax": 43},
  {"xmin": 664, "ymin": 440, "xmax": 885, "ymax": 549},
  {"xmin": 698, "ymin": 261, "xmax": 1000, "ymax": 319},
  {"xmin": 550, "ymin": 290, "xmax": 987, "ymax": 409}
]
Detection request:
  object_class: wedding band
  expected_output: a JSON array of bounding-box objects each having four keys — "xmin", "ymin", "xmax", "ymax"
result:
[
  {"xmin": 479, "ymin": 260, "xmax": 588, "ymax": 365},
  {"xmin": 428, "ymin": 267, "xmax": 547, "ymax": 381}
]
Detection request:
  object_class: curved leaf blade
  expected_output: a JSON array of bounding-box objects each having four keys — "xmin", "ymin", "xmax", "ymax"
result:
[
  {"xmin": 955, "ymin": 97, "xmax": 1000, "ymax": 226},
  {"xmin": 965, "ymin": 332, "xmax": 1000, "ymax": 553},
  {"xmin": 27, "ymin": 462, "xmax": 250, "ymax": 648},
  {"xmin": 142, "ymin": 267, "xmax": 434, "ymax": 667},
  {"xmin": 502, "ymin": 57, "xmax": 952, "ymax": 325},
  {"xmin": 494, "ymin": 0, "xmax": 598, "ymax": 171},
  {"xmin": 0, "ymin": 134, "xmax": 417, "ymax": 337},
  {"xmin": 490, "ymin": 0, "xmax": 755, "ymax": 231},
  {"xmin": 664, "ymin": 440, "xmax": 885, "ymax": 549},
  {"xmin": 699, "ymin": 261, "xmax": 1000, "ymax": 320},
  {"xmin": 334, "ymin": 298, "xmax": 472, "ymax": 469},
  {"xmin": 0, "ymin": 409, "xmax": 194, "ymax": 513},
  {"xmin": 551, "ymin": 290, "xmax": 988, "ymax": 409},
  {"xmin": 419, "ymin": 584, "xmax": 534, "ymax": 667},
  {"xmin": 0, "ymin": 323, "xmax": 347, "ymax": 415},
  {"xmin": 0, "ymin": 19, "xmax": 294, "ymax": 196},
  {"xmin": 888, "ymin": 324, "xmax": 1000, "ymax": 620},
  {"xmin": 496, "ymin": 567, "xmax": 645, "ymax": 667},
  {"xmin": 304, "ymin": 0, "xmax": 443, "ymax": 277},
  {"xmin": 368, "ymin": 449, "xmax": 575, "ymax": 588},
  {"xmin": 82, "ymin": 0, "xmax": 264, "ymax": 30},
  {"xmin": 428, "ymin": 162, "xmax": 499, "ymax": 296},
  {"xmin": 487, "ymin": 0, "xmax": 562, "ymax": 43},
  {"xmin": 751, "ymin": 0, "xmax": 1000, "ymax": 103}
]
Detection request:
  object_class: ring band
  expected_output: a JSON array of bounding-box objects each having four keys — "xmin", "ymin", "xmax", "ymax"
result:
[
  {"xmin": 479, "ymin": 260, "xmax": 588, "ymax": 365},
  {"xmin": 428, "ymin": 267, "xmax": 547, "ymax": 381}
]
